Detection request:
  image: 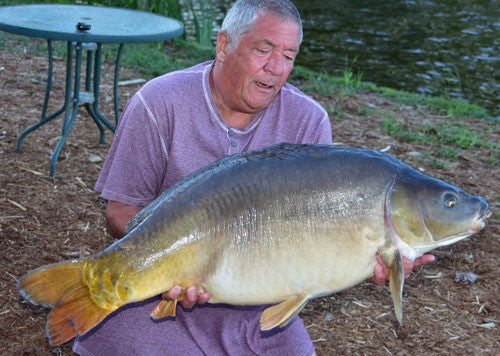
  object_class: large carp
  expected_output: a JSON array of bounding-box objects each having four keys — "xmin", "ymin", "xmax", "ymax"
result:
[{"xmin": 18, "ymin": 143, "xmax": 490, "ymax": 346}]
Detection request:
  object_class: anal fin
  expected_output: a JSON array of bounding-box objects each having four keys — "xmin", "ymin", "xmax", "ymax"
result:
[
  {"xmin": 389, "ymin": 250, "xmax": 405, "ymax": 325},
  {"xmin": 150, "ymin": 289, "xmax": 187, "ymax": 319},
  {"xmin": 260, "ymin": 295, "xmax": 309, "ymax": 331},
  {"xmin": 150, "ymin": 299, "xmax": 178, "ymax": 319}
]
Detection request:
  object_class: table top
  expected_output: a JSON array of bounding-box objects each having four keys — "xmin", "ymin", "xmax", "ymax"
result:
[{"xmin": 0, "ymin": 4, "xmax": 184, "ymax": 43}]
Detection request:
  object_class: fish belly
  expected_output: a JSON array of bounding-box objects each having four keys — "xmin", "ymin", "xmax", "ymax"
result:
[{"xmin": 204, "ymin": 222, "xmax": 384, "ymax": 305}]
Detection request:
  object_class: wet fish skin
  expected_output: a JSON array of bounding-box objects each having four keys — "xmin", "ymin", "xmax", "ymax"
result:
[{"xmin": 17, "ymin": 143, "xmax": 490, "ymax": 345}]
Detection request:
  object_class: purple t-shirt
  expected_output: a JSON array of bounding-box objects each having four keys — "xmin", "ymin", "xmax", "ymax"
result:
[
  {"xmin": 74, "ymin": 61, "xmax": 332, "ymax": 355},
  {"xmin": 94, "ymin": 61, "xmax": 331, "ymax": 207}
]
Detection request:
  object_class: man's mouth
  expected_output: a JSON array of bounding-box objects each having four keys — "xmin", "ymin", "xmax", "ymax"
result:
[{"xmin": 255, "ymin": 81, "xmax": 274, "ymax": 89}]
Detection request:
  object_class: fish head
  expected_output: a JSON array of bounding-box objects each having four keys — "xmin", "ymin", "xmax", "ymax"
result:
[{"xmin": 388, "ymin": 173, "xmax": 491, "ymax": 257}]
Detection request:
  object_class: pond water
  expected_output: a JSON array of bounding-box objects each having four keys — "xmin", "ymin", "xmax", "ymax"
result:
[{"xmin": 216, "ymin": 0, "xmax": 499, "ymax": 114}]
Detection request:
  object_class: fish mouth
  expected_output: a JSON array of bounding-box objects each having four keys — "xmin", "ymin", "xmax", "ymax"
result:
[
  {"xmin": 476, "ymin": 196, "xmax": 491, "ymax": 221},
  {"xmin": 413, "ymin": 212, "xmax": 489, "ymax": 254},
  {"xmin": 472, "ymin": 202, "xmax": 491, "ymax": 233},
  {"xmin": 480, "ymin": 206, "xmax": 492, "ymax": 220}
]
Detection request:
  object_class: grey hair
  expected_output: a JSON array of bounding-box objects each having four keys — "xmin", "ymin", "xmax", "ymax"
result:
[{"xmin": 221, "ymin": 0, "xmax": 303, "ymax": 49}]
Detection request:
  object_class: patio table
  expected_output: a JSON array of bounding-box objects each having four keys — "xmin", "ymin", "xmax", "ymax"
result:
[{"xmin": 0, "ymin": 4, "xmax": 183, "ymax": 176}]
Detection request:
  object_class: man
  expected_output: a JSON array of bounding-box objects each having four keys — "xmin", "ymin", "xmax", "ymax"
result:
[{"xmin": 74, "ymin": 0, "xmax": 433, "ymax": 354}]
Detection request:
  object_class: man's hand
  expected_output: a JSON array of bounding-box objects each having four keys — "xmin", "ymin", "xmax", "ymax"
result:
[
  {"xmin": 369, "ymin": 254, "xmax": 436, "ymax": 285},
  {"xmin": 162, "ymin": 286, "xmax": 210, "ymax": 308}
]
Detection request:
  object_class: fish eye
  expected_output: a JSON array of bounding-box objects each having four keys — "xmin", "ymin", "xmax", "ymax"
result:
[{"xmin": 443, "ymin": 193, "xmax": 458, "ymax": 208}]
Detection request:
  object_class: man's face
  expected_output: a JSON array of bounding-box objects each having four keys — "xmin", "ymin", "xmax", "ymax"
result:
[{"xmin": 217, "ymin": 14, "xmax": 301, "ymax": 114}]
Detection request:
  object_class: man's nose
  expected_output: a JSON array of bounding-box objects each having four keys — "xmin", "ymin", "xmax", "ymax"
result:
[{"xmin": 264, "ymin": 51, "xmax": 285, "ymax": 76}]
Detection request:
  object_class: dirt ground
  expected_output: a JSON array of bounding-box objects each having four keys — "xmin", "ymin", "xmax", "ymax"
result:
[{"xmin": 0, "ymin": 39, "xmax": 498, "ymax": 355}]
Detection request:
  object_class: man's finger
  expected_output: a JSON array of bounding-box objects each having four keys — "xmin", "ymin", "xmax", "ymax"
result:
[
  {"xmin": 179, "ymin": 286, "xmax": 197, "ymax": 308},
  {"xmin": 413, "ymin": 254, "xmax": 435, "ymax": 268},
  {"xmin": 185, "ymin": 286, "xmax": 198, "ymax": 302},
  {"xmin": 198, "ymin": 292, "xmax": 210, "ymax": 304},
  {"xmin": 368, "ymin": 255, "xmax": 390, "ymax": 285},
  {"xmin": 369, "ymin": 265, "xmax": 386, "ymax": 285},
  {"xmin": 402, "ymin": 257, "xmax": 413, "ymax": 278},
  {"xmin": 163, "ymin": 285, "xmax": 182, "ymax": 300}
]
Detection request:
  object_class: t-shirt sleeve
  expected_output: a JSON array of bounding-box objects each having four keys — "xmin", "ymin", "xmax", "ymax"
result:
[
  {"xmin": 313, "ymin": 113, "xmax": 332, "ymax": 145},
  {"xmin": 295, "ymin": 110, "xmax": 332, "ymax": 145},
  {"xmin": 94, "ymin": 92, "xmax": 169, "ymax": 207},
  {"xmin": 278, "ymin": 84, "xmax": 332, "ymax": 146}
]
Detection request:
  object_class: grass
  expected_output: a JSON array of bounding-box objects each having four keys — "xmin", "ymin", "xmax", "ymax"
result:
[
  {"xmin": 375, "ymin": 87, "xmax": 489, "ymax": 119},
  {"xmin": 381, "ymin": 108, "xmax": 498, "ymax": 166},
  {"xmin": 120, "ymin": 40, "xmax": 214, "ymax": 77},
  {"xmin": 382, "ymin": 114, "xmax": 494, "ymax": 150},
  {"xmin": 288, "ymin": 65, "xmax": 377, "ymax": 118},
  {"xmin": 289, "ymin": 66, "xmax": 376, "ymax": 98},
  {"xmin": 288, "ymin": 63, "xmax": 497, "ymax": 167}
]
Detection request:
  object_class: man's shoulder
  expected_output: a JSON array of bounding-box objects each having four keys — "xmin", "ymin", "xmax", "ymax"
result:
[
  {"xmin": 279, "ymin": 82, "xmax": 327, "ymax": 115},
  {"xmin": 162, "ymin": 60, "xmax": 212, "ymax": 79},
  {"xmin": 141, "ymin": 61, "xmax": 212, "ymax": 93}
]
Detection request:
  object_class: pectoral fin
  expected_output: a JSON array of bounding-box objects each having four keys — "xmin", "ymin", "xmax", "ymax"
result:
[
  {"xmin": 150, "ymin": 299, "xmax": 178, "ymax": 319},
  {"xmin": 389, "ymin": 250, "xmax": 405, "ymax": 325},
  {"xmin": 260, "ymin": 295, "xmax": 309, "ymax": 331}
]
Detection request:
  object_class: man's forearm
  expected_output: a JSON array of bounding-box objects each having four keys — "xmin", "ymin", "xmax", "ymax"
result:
[{"xmin": 105, "ymin": 201, "xmax": 143, "ymax": 238}]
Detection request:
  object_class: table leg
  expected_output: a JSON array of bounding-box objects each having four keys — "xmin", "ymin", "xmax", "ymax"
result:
[
  {"xmin": 114, "ymin": 44, "xmax": 124, "ymax": 126},
  {"xmin": 49, "ymin": 42, "xmax": 83, "ymax": 177},
  {"xmin": 16, "ymin": 39, "xmax": 65, "ymax": 153},
  {"xmin": 84, "ymin": 48, "xmax": 106, "ymax": 144},
  {"xmin": 17, "ymin": 40, "xmax": 121, "ymax": 176},
  {"xmin": 84, "ymin": 43, "xmax": 116, "ymax": 133}
]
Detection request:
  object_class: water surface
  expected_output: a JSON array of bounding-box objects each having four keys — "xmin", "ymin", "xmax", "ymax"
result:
[{"xmin": 293, "ymin": 0, "xmax": 499, "ymax": 114}]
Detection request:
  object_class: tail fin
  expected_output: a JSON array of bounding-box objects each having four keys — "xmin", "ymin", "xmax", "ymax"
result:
[
  {"xmin": 17, "ymin": 260, "xmax": 112, "ymax": 346},
  {"xmin": 17, "ymin": 260, "xmax": 83, "ymax": 307}
]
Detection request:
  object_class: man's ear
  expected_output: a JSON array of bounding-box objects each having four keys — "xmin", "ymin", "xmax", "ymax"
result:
[{"xmin": 215, "ymin": 31, "xmax": 230, "ymax": 62}]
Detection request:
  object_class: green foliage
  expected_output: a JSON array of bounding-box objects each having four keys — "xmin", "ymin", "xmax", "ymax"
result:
[
  {"xmin": 341, "ymin": 57, "xmax": 363, "ymax": 88},
  {"xmin": 427, "ymin": 158, "xmax": 447, "ymax": 170},
  {"xmin": 382, "ymin": 116, "xmax": 423, "ymax": 144},
  {"xmin": 291, "ymin": 62, "xmax": 489, "ymax": 122},
  {"xmin": 120, "ymin": 40, "xmax": 214, "ymax": 77},
  {"xmin": 435, "ymin": 146, "xmax": 459, "ymax": 160},
  {"xmin": 355, "ymin": 105, "xmax": 373, "ymax": 117},
  {"xmin": 185, "ymin": 0, "xmax": 214, "ymax": 48},
  {"xmin": 487, "ymin": 153, "xmax": 497, "ymax": 166},
  {"xmin": 290, "ymin": 65, "xmax": 371, "ymax": 99},
  {"xmin": 377, "ymin": 87, "xmax": 488, "ymax": 119},
  {"xmin": 382, "ymin": 115, "xmax": 485, "ymax": 149},
  {"xmin": 92, "ymin": 0, "xmax": 215, "ymax": 46},
  {"xmin": 381, "ymin": 110, "xmax": 498, "ymax": 165}
]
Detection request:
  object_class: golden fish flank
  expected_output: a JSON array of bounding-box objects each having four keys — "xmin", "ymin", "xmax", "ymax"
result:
[{"xmin": 17, "ymin": 143, "xmax": 490, "ymax": 346}]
